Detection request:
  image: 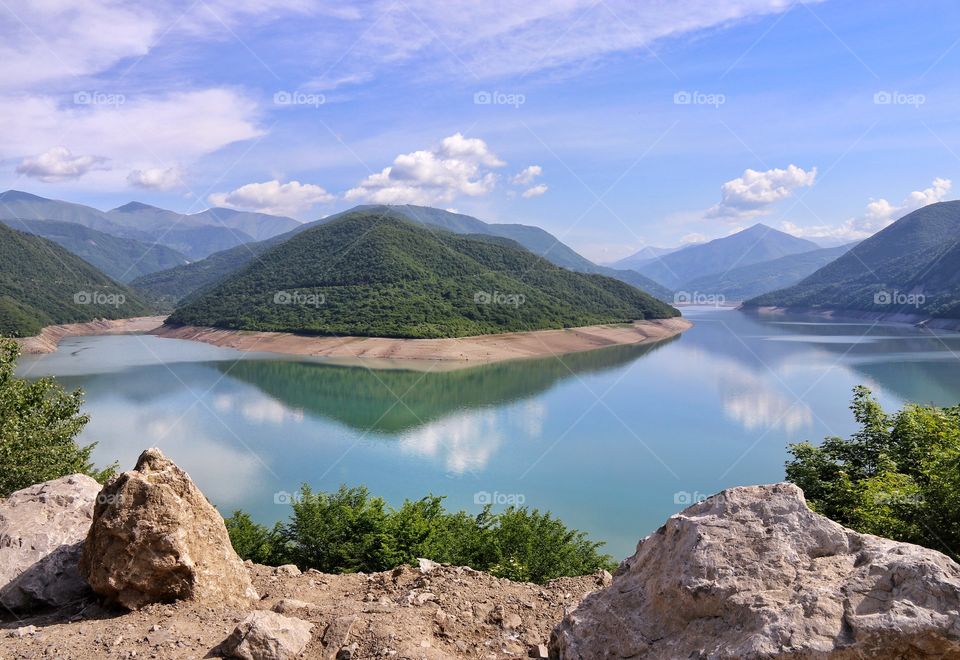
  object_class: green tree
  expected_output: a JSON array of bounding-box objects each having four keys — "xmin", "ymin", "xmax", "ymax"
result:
[
  {"xmin": 786, "ymin": 386, "xmax": 960, "ymax": 560},
  {"xmin": 0, "ymin": 338, "xmax": 115, "ymax": 496}
]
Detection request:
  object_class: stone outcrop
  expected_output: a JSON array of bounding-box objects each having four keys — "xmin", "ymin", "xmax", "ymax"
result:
[
  {"xmin": 0, "ymin": 474, "xmax": 101, "ymax": 611},
  {"xmin": 78, "ymin": 448, "xmax": 257, "ymax": 610},
  {"xmin": 219, "ymin": 610, "xmax": 314, "ymax": 660},
  {"xmin": 550, "ymin": 483, "xmax": 960, "ymax": 659}
]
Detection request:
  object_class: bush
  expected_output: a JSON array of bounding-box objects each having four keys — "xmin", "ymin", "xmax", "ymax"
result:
[
  {"xmin": 224, "ymin": 484, "xmax": 615, "ymax": 583},
  {"xmin": 786, "ymin": 386, "xmax": 960, "ymax": 560},
  {"xmin": 0, "ymin": 338, "xmax": 115, "ymax": 496}
]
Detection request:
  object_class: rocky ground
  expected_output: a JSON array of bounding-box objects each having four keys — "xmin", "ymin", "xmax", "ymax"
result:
[{"xmin": 0, "ymin": 561, "xmax": 609, "ymax": 659}]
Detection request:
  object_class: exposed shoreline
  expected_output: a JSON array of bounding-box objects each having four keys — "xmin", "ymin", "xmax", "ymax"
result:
[
  {"xmin": 15, "ymin": 316, "xmax": 169, "ymax": 354},
  {"xmin": 741, "ymin": 305, "xmax": 960, "ymax": 332},
  {"xmin": 151, "ymin": 318, "xmax": 693, "ymax": 369}
]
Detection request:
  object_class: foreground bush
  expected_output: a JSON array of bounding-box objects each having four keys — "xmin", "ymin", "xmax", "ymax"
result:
[
  {"xmin": 0, "ymin": 338, "xmax": 115, "ymax": 496},
  {"xmin": 225, "ymin": 485, "xmax": 615, "ymax": 583},
  {"xmin": 787, "ymin": 386, "xmax": 960, "ymax": 560}
]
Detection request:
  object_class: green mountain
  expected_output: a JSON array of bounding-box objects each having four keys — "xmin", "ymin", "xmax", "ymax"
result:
[
  {"xmin": 167, "ymin": 211, "xmax": 678, "ymax": 338},
  {"xmin": 0, "ymin": 218, "xmax": 189, "ymax": 282},
  {"xmin": 745, "ymin": 201, "xmax": 960, "ymax": 318},
  {"xmin": 635, "ymin": 224, "xmax": 821, "ymax": 289},
  {"xmin": 682, "ymin": 244, "xmax": 853, "ymax": 301},
  {"xmin": 133, "ymin": 205, "xmax": 673, "ymax": 306},
  {"xmin": 0, "ymin": 223, "xmax": 150, "ymax": 337}
]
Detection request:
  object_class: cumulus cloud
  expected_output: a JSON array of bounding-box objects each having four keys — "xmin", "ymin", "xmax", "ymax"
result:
[
  {"xmin": 511, "ymin": 165, "xmax": 542, "ymax": 186},
  {"xmin": 345, "ymin": 133, "xmax": 505, "ymax": 205},
  {"xmin": 15, "ymin": 146, "xmax": 107, "ymax": 182},
  {"xmin": 522, "ymin": 184, "xmax": 549, "ymax": 198},
  {"xmin": 707, "ymin": 165, "xmax": 817, "ymax": 220},
  {"xmin": 782, "ymin": 178, "xmax": 952, "ymax": 242},
  {"xmin": 127, "ymin": 166, "xmax": 184, "ymax": 191},
  {"xmin": 209, "ymin": 179, "xmax": 335, "ymax": 216}
]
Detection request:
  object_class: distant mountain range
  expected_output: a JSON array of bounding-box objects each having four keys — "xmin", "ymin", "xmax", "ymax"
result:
[
  {"xmin": 0, "ymin": 223, "xmax": 149, "ymax": 337},
  {"xmin": 132, "ymin": 205, "xmax": 674, "ymax": 306},
  {"xmin": 608, "ymin": 244, "xmax": 691, "ymax": 271},
  {"xmin": 0, "ymin": 191, "xmax": 300, "ymax": 261},
  {"xmin": 746, "ymin": 201, "xmax": 960, "ymax": 319},
  {"xmin": 168, "ymin": 210, "xmax": 678, "ymax": 338}
]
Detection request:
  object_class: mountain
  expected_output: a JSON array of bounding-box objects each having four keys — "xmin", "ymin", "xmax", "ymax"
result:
[
  {"xmin": 0, "ymin": 223, "xmax": 150, "ymax": 337},
  {"xmin": 0, "ymin": 218, "xmax": 189, "ymax": 283},
  {"xmin": 634, "ymin": 224, "xmax": 821, "ymax": 289},
  {"xmin": 745, "ymin": 201, "xmax": 960, "ymax": 318},
  {"xmin": 609, "ymin": 244, "xmax": 689, "ymax": 270},
  {"xmin": 0, "ymin": 191, "xmax": 299, "ymax": 260},
  {"xmin": 132, "ymin": 205, "xmax": 673, "ymax": 306},
  {"xmin": 167, "ymin": 210, "xmax": 679, "ymax": 338},
  {"xmin": 681, "ymin": 244, "xmax": 854, "ymax": 301}
]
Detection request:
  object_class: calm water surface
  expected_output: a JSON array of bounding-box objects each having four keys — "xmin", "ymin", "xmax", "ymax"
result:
[{"xmin": 17, "ymin": 307, "xmax": 960, "ymax": 559}]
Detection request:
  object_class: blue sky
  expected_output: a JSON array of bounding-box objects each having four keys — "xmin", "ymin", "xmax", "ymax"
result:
[{"xmin": 1, "ymin": 0, "xmax": 959, "ymax": 260}]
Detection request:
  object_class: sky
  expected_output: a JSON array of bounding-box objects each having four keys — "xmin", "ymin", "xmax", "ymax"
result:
[{"xmin": 1, "ymin": 0, "xmax": 959, "ymax": 261}]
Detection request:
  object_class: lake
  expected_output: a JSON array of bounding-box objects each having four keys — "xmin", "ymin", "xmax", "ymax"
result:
[{"xmin": 16, "ymin": 307, "xmax": 960, "ymax": 560}]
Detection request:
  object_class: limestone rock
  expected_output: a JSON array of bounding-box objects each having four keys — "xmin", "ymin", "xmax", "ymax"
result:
[
  {"xmin": 0, "ymin": 474, "xmax": 100, "ymax": 610},
  {"xmin": 220, "ymin": 610, "xmax": 314, "ymax": 660},
  {"xmin": 551, "ymin": 483, "xmax": 960, "ymax": 659},
  {"xmin": 78, "ymin": 448, "xmax": 257, "ymax": 610}
]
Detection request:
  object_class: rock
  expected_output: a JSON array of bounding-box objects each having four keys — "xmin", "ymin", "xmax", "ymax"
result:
[
  {"xmin": 529, "ymin": 643, "xmax": 549, "ymax": 658},
  {"xmin": 551, "ymin": 483, "xmax": 960, "ymax": 659},
  {"xmin": 275, "ymin": 564, "xmax": 301, "ymax": 577},
  {"xmin": 271, "ymin": 598, "xmax": 318, "ymax": 615},
  {"xmin": 0, "ymin": 474, "xmax": 101, "ymax": 611},
  {"xmin": 78, "ymin": 448, "xmax": 258, "ymax": 610},
  {"xmin": 417, "ymin": 558, "xmax": 440, "ymax": 573},
  {"xmin": 322, "ymin": 615, "xmax": 357, "ymax": 656},
  {"xmin": 7, "ymin": 625, "xmax": 37, "ymax": 638},
  {"xmin": 220, "ymin": 611, "xmax": 313, "ymax": 660}
]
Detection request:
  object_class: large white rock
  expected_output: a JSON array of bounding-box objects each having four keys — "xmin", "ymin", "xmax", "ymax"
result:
[
  {"xmin": 0, "ymin": 474, "xmax": 101, "ymax": 611},
  {"xmin": 551, "ymin": 483, "xmax": 960, "ymax": 659},
  {"xmin": 220, "ymin": 610, "xmax": 314, "ymax": 660}
]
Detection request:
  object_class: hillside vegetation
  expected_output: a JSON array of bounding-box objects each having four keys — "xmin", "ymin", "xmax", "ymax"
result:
[
  {"xmin": 0, "ymin": 224, "xmax": 150, "ymax": 337},
  {"xmin": 168, "ymin": 211, "xmax": 678, "ymax": 338}
]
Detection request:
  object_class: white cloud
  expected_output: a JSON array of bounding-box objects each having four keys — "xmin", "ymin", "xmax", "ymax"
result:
[
  {"xmin": 345, "ymin": 133, "xmax": 505, "ymax": 205},
  {"xmin": 782, "ymin": 178, "xmax": 953, "ymax": 242},
  {"xmin": 707, "ymin": 165, "xmax": 817, "ymax": 220},
  {"xmin": 511, "ymin": 165, "xmax": 542, "ymax": 186},
  {"xmin": 127, "ymin": 166, "xmax": 184, "ymax": 191},
  {"xmin": 15, "ymin": 146, "xmax": 107, "ymax": 182},
  {"xmin": 209, "ymin": 179, "xmax": 335, "ymax": 215},
  {"xmin": 522, "ymin": 183, "xmax": 548, "ymax": 198}
]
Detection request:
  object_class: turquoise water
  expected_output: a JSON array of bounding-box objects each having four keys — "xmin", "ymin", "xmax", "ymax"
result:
[{"xmin": 17, "ymin": 307, "xmax": 960, "ymax": 560}]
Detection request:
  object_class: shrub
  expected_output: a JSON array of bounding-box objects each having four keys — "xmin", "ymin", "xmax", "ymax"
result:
[{"xmin": 0, "ymin": 338, "xmax": 115, "ymax": 496}]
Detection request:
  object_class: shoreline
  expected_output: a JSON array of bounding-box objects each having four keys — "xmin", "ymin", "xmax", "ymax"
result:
[
  {"xmin": 740, "ymin": 305, "xmax": 960, "ymax": 332},
  {"xmin": 15, "ymin": 316, "xmax": 169, "ymax": 354},
  {"xmin": 151, "ymin": 318, "xmax": 693, "ymax": 368}
]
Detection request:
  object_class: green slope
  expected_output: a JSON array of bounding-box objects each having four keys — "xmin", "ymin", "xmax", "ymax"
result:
[
  {"xmin": 0, "ymin": 218, "xmax": 190, "ymax": 282},
  {"xmin": 682, "ymin": 244, "xmax": 853, "ymax": 301},
  {"xmin": 745, "ymin": 201, "xmax": 960, "ymax": 317},
  {"xmin": 168, "ymin": 211, "xmax": 678, "ymax": 338},
  {"xmin": 133, "ymin": 205, "xmax": 673, "ymax": 304},
  {"xmin": 0, "ymin": 224, "xmax": 151, "ymax": 337}
]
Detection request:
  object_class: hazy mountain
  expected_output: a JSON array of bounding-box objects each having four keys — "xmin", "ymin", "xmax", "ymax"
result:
[
  {"xmin": 634, "ymin": 224, "xmax": 820, "ymax": 289},
  {"xmin": 0, "ymin": 223, "xmax": 150, "ymax": 337},
  {"xmin": 0, "ymin": 191, "xmax": 299, "ymax": 260},
  {"xmin": 682, "ymin": 244, "xmax": 854, "ymax": 301},
  {"xmin": 608, "ymin": 244, "xmax": 689, "ymax": 270},
  {"xmin": 133, "ymin": 205, "xmax": 673, "ymax": 305},
  {"xmin": 0, "ymin": 218, "xmax": 189, "ymax": 282},
  {"xmin": 746, "ymin": 201, "xmax": 960, "ymax": 318},
  {"xmin": 168, "ymin": 210, "xmax": 678, "ymax": 338}
]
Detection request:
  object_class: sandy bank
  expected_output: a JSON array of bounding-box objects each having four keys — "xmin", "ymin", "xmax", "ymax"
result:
[
  {"xmin": 15, "ymin": 316, "xmax": 169, "ymax": 354},
  {"xmin": 741, "ymin": 306, "xmax": 960, "ymax": 332},
  {"xmin": 152, "ymin": 318, "xmax": 693, "ymax": 369}
]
